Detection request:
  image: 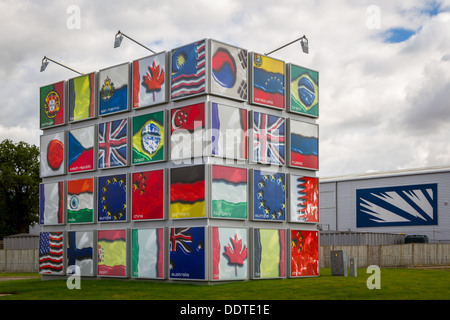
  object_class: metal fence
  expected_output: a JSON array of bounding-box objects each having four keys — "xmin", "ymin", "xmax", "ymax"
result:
[{"xmin": 0, "ymin": 249, "xmax": 39, "ymax": 272}]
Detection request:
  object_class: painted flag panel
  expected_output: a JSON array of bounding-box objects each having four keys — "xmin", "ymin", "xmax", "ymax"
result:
[
  {"xmin": 171, "ymin": 40, "xmax": 206, "ymax": 100},
  {"xmin": 289, "ymin": 119, "xmax": 318, "ymax": 170},
  {"xmin": 98, "ymin": 174, "xmax": 127, "ymax": 222},
  {"xmin": 97, "ymin": 229, "xmax": 127, "ymax": 277},
  {"xmin": 67, "ymin": 231, "xmax": 94, "ymax": 276},
  {"xmin": 132, "ymin": 169, "xmax": 164, "ymax": 221},
  {"xmin": 132, "ymin": 111, "xmax": 165, "ymax": 164},
  {"xmin": 253, "ymin": 170, "xmax": 286, "ymax": 221},
  {"xmin": 68, "ymin": 126, "xmax": 95, "ymax": 173},
  {"xmin": 289, "ymin": 175, "xmax": 319, "ymax": 223},
  {"xmin": 132, "ymin": 228, "xmax": 165, "ymax": 279},
  {"xmin": 211, "ymin": 165, "xmax": 247, "ymax": 219},
  {"xmin": 251, "ymin": 54, "xmax": 285, "ymax": 109},
  {"xmin": 99, "ymin": 63, "xmax": 129, "ymax": 116},
  {"xmin": 67, "ymin": 178, "xmax": 94, "ymax": 224},
  {"xmin": 40, "ymin": 132, "xmax": 65, "ymax": 177},
  {"xmin": 210, "ymin": 40, "xmax": 248, "ymax": 100},
  {"xmin": 212, "ymin": 227, "xmax": 248, "ymax": 280},
  {"xmin": 289, "ymin": 64, "xmax": 319, "ymax": 117},
  {"xmin": 133, "ymin": 53, "xmax": 167, "ymax": 108},
  {"xmin": 170, "ymin": 103, "xmax": 205, "ymax": 160},
  {"xmin": 39, "ymin": 231, "xmax": 64, "ymax": 275},
  {"xmin": 290, "ymin": 230, "xmax": 319, "ymax": 277},
  {"xmin": 211, "ymin": 103, "xmax": 247, "ymax": 160},
  {"xmin": 170, "ymin": 165, "xmax": 205, "ymax": 219},
  {"xmin": 253, "ymin": 111, "xmax": 285, "ymax": 165},
  {"xmin": 169, "ymin": 226, "xmax": 205, "ymax": 280},
  {"xmin": 68, "ymin": 72, "xmax": 96, "ymax": 122},
  {"xmin": 40, "ymin": 182, "xmax": 64, "ymax": 225},
  {"xmin": 98, "ymin": 118, "xmax": 128, "ymax": 168},
  {"xmin": 253, "ymin": 229, "xmax": 286, "ymax": 279},
  {"xmin": 40, "ymin": 81, "xmax": 65, "ymax": 129}
]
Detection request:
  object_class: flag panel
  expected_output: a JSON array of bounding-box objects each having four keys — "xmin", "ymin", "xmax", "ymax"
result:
[
  {"xmin": 132, "ymin": 111, "xmax": 165, "ymax": 164},
  {"xmin": 210, "ymin": 40, "xmax": 248, "ymax": 101},
  {"xmin": 211, "ymin": 165, "xmax": 247, "ymax": 219},
  {"xmin": 252, "ymin": 111, "xmax": 285, "ymax": 165},
  {"xmin": 97, "ymin": 229, "xmax": 127, "ymax": 277},
  {"xmin": 171, "ymin": 40, "xmax": 206, "ymax": 100},
  {"xmin": 40, "ymin": 132, "xmax": 65, "ymax": 177},
  {"xmin": 288, "ymin": 64, "xmax": 319, "ymax": 117},
  {"xmin": 251, "ymin": 54, "xmax": 285, "ymax": 109},
  {"xmin": 68, "ymin": 72, "xmax": 96, "ymax": 122},
  {"xmin": 40, "ymin": 81, "xmax": 65, "ymax": 129},
  {"xmin": 99, "ymin": 63, "xmax": 130, "ymax": 116},
  {"xmin": 39, "ymin": 231, "xmax": 64, "ymax": 275},
  {"xmin": 68, "ymin": 126, "xmax": 95, "ymax": 173},
  {"xmin": 289, "ymin": 175, "xmax": 319, "ymax": 223},
  {"xmin": 132, "ymin": 228, "xmax": 165, "ymax": 279},
  {"xmin": 132, "ymin": 169, "xmax": 164, "ymax": 221},
  {"xmin": 288, "ymin": 119, "xmax": 318, "ymax": 170},
  {"xmin": 98, "ymin": 174, "xmax": 127, "ymax": 222},
  {"xmin": 98, "ymin": 118, "xmax": 128, "ymax": 168},
  {"xmin": 169, "ymin": 226, "xmax": 205, "ymax": 280},
  {"xmin": 67, "ymin": 231, "xmax": 94, "ymax": 277},
  {"xmin": 67, "ymin": 178, "xmax": 94, "ymax": 224},
  {"xmin": 133, "ymin": 53, "xmax": 167, "ymax": 108},
  {"xmin": 40, "ymin": 182, "xmax": 64, "ymax": 225},
  {"xmin": 253, "ymin": 229, "xmax": 286, "ymax": 279},
  {"xmin": 212, "ymin": 227, "xmax": 248, "ymax": 280},
  {"xmin": 253, "ymin": 170, "xmax": 286, "ymax": 221},
  {"xmin": 290, "ymin": 230, "xmax": 319, "ymax": 277}
]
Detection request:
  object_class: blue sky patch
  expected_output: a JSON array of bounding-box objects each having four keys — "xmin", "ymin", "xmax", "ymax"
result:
[{"xmin": 383, "ymin": 28, "xmax": 416, "ymax": 43}]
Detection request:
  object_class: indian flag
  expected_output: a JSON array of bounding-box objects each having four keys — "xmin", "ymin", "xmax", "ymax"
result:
[
  {"xmin": 67, "ymin": 178, "xmax": 94, "ymax": 223},
  {"xmin": 211, "ymin": 165, "xmax": 247, "ymax": 219}
]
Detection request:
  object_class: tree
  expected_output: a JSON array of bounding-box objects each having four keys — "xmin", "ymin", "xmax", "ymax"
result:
[{"xmin": 0, "ymin": 139, "xmax": 40, "ymax": 238}]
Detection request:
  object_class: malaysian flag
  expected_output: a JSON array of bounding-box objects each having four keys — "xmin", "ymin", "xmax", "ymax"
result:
[
  {"xmin": 99, "ymin": 118, "xmax": 128, "ymax": 168},
  {"xmin": 39, "ymin": 232, "xmax": 64, "ymax": 274},
  {"xmin": 253, "ymin": 111, "xmax": 285, "ymax": 165},
  {"xmin": 171, "ymin": 40, "xmax": 206, "ymax": 99}
]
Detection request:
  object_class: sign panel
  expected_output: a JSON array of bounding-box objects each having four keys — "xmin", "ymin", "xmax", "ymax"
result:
[
  {"xmin": 253, "ymin": 228, "xmax": 285, "ymax": 279},
  {"xmin": 289, "ymin": 175, "xmax": 319, "ymax": 223},
  {"xmin": 288, "ymin": 64, "xmax": 319, "ymax": 117},
  {"xmin": 97, "ymin": 174, "xmax": 127, "ymax": 222},
  {"xmin": 67, "ymin": 178, "xmax": 94, "ymax": 224},
  {"xmin": 39, "ymin": 231, "xmax": 64, "ymax": 275},
  {"xmin": 40, "ymin": 182, "xmax": 64, "ymax": 225},
  {"xmin": 132, "ymin": 228, "xmax": 165, "ymax": 279},
  {"xmin": 67, "ymin": 230, "xmax": 94, "ymax": 277},
  {"xmin": 290, "ymin": 230, "xmax": 319, "ymax": 277},
  {"xmin": 251, "ymin": 111, "xmax": 285, "ymax": 165},
  {"xmin": 132, "ymin": 169, "xmax": 165, "ymax": 221},
  {"xmin": 68, "ymin": 72, "xmax": 96, "ymax": 122},
  {"xmin": 288, "ymin": 119, "xmax": 318, "ymax": 170},
  {"xmin": 97, "ymin": 229, "xmax": 127, "ymax": 277},
  {"xmin": 40, "ymin": 131, "xmax": 65, "ymax": 177},
  {"xmin": 132, "ymin": 110, "xmax": 165, "ymax": 164},
  {"xmin": 98, "ymin": 118, "xmax": 128, "ymax": 169},
  {"xmin": 68, "ymin": 125, "xmax": 95, "ymax": 173},
  {"xmin": 40, "ymin": 81, "xmax": 65, "ymax": 129},
  {"xmin": 252, "ymin": 169, "xmax": 286, "ymax": 221},
  {"xmin": 98, "ymin": 63, "xmax": 130, "ymax": 116}
]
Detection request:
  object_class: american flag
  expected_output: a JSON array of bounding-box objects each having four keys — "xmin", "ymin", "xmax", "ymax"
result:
[
  {"xmin": 253, "ymin": 112, "xmax": 285, "ymax": 165},
  {"xmin": 171, "ymin": 40, "xmax": 206, "ymax": 99},
  {"xmin": 39, "ymin": 232, "xmax": 63, "ymax": 274},
  {"xmin": 99, "ymin": 119, "xmax": 128, "ymax": 168},
  {"xmin": 170, "ymin": 228, "xmax": 193, "ymax": 254}
]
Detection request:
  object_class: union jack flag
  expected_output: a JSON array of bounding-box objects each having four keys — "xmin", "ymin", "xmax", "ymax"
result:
[
  {"xmin": 253, "ymin": 111, "xmax": 285, "ymax": 165},
  {"xmin": 170, "ymin": 227, "xmax": 193, "ymax": 254},
  {"xmin": 99, "ymin": 119, "xmax": 128, "ymax": 168}
]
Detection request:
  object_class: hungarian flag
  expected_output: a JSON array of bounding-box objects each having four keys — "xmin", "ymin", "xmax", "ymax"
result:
[
  {"xmin": 211, "ymin": 165, "xmax": 247, "ymax": 219},
  {"xmin": 131, "ymin": 228, "xmax": 165, "ymax": 279},
  {"xmin": 40, "ymin": 81, "xmax": 65, "ymax": 129},
  {"xmin": 290, "ymin": 230, "xmax": 319, "ymax": 277},
  {"xmin": 170, "ymin": 103, "xmax": 204, "ymax": 160},
  {"xmin": 253, "ymin": 229, "xmax": 286, "ymax": 279},
  {"xmin": 132, "ymin": 170, "xmax": 164, "ymax": 221},
  {"xmin": 67, "ymin": 178, "xmax": 94, "ymax": 223},
  {"xmin": 132, "ymin": 111, "xmax": 165, "ymax": 164},
  {"xmin": 97, "ymin": 229, "xmax": 127, "ymax": 277},
  {"xmin": 170, "ymin": 165, "xmax": 205, "ymax": 219},
  {"xmin": 40, "ymin": 182, "xmax": 64, "ymax": 225},
  {"xmin": 68, "ymin": 72, "xmax": 95, "ymax": 122}
]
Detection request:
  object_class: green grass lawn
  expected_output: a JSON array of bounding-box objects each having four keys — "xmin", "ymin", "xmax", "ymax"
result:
[{"xmin": 0, "ymin": 268, "xmax": 449, "ymax": 300}]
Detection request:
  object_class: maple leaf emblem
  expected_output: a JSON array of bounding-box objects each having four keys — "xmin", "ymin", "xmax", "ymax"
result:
[
  {"xmin": 223, "ymin": 234, "xmax": 247, "ymax": 275},
  {"xmin": 142, "ymin": 61, "xmax": 165, "ymax": 101}
]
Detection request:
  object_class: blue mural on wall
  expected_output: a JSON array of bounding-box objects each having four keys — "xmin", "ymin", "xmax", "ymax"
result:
[{"xmin": 356, "ymin": 184, "xmax": 438, "ymax": 228}]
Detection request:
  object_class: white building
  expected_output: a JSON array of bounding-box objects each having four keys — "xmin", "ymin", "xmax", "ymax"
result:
[{"xmin": 319, "ymin": 165, "xmax": 450, "ymax": 243}]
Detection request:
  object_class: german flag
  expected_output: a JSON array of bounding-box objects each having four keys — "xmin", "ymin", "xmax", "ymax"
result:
[{"xmin": 170, "ymin": 165, "xmax": 205, "ymax": 219}]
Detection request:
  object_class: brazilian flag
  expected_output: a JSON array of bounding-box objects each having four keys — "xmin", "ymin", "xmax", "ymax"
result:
[
  {"xmin": 289, "ymin": 65, "xmax": 319, "ymax": 117},
  {"xmin": 132, "ymin": 110, "xmax": 165, "ymax": 164}
]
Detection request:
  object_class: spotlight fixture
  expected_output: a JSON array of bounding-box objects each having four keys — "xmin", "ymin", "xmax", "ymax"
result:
[
  {"xmin": 265, "ymin": 35, "xmax": 309, "ymax": 56},
  {"xmin": 40, "ymin": 56, "xmax": 83, "ymax": 75},
  {"xmin": 114, "ymin": 30, "xmax": 156, "ymax": 54}
]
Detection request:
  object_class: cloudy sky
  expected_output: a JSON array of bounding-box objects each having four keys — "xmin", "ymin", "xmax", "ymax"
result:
[{"xmin": 1, "ymin": 0, "xmax": 449, "ymax": 177}]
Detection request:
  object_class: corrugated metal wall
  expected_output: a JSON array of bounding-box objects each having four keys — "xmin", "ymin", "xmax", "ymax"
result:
[
  {"xmin": 319, "ymin": 169, "xmax": 450, "ymax": 243},
  {"xmin": 3, "ymin": 234, "xmax": 39, "ymax": 250}
]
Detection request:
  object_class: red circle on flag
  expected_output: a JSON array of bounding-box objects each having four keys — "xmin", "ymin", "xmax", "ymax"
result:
[{"xmin": 47, "ymin": 139, "xmax": 64, "ymax": 170}]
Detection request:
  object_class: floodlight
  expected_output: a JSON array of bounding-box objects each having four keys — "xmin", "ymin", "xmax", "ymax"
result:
[
  {"xmin": 265, "ymin": 35, "xmax": 309, "ymax": 56},
  {"xmin": 113, "ymin": 30, "xmax": 156, "ymax": 54},
  {"xmin": 40, "ymin": 56, "xmax": 83, "ymax": 75}
]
